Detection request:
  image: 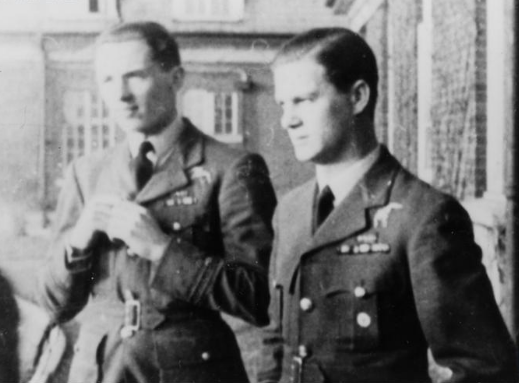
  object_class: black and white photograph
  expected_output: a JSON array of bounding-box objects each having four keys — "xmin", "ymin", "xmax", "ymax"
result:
[{"xmin": 0, "ymin": 0, "xmax": 517, "ymax": 382}]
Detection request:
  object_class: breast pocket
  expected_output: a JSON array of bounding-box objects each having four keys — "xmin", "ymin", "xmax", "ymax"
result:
[
  {"xmin": 322, "ymin": 279, "xmax": 382, "ymax": 351},
  {"xmin": 152, "ymin": 319, "xmax": 235, "ymax": 368}
]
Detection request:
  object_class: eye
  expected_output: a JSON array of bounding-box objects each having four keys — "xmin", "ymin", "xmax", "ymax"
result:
[{"xmin": 100, "ymin": 75, "xmax": 112, "ymax": 84}]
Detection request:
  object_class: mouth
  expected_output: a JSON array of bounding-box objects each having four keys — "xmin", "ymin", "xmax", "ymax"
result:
[
  {"xmin": 119, "ymin": 106, "xmax": 138, "ymax": 117},
  {"xmin": 290, "ymin": 135, "xmax": 308, "ymax": 144}
]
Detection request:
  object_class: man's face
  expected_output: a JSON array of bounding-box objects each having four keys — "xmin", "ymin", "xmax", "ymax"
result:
[
  {"xmin": 273, "ymin": 57, "xmax": 355, "ymax": 165},
  {"xmin": 95, "ymin": 39, "xmax": 180, "ymax": 136}
]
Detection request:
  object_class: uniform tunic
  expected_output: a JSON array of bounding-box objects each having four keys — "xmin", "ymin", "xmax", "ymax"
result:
[
  {"xmin": 40, "ymin": 119, "xmax": 277, "ymax": 383},
  {"xmin": 259, "ymin": 146, "xmax": 517, "ymax": 383}
]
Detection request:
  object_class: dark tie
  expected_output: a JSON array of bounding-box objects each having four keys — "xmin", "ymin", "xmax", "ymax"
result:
[
  {"xmin": 134, "ymin": 141, "xmax": 154, "ymax": 190},
  {"xmin": 314, "ymin": 185, "xmax": 335, "ymax": 230}
]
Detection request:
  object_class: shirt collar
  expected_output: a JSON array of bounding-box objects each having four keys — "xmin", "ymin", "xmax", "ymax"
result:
[
  {"xmin": 127, "ymin": 116, "xmax": 183, "ymax": 167},
  {"xmin": 316, "ymin": 145, "xmax": 381, "ymax": 207}
]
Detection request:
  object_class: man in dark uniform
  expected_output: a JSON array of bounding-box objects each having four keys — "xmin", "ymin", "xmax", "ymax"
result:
[
  {"xmin": 258, "ymin": 28, "xmax": 518, "ymax": 383},
  {"xmin": 39, "ymin": 21, "xmax": 276, "ymax": 383}
]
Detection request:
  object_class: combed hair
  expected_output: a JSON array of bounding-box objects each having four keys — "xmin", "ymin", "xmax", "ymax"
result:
[
  {"xmin": 273, "ymin": 28, "xmax": 379, "ymax": 118},
  {"xmin": 97, "ymin": 21, "xmax": 181, "ymax": 71}
]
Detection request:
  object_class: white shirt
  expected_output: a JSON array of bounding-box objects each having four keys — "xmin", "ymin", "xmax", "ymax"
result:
[
  {"xmin": 127, "ymin": 116, "xmax": 183, "ymax": 169},
  {"xmin": 316, "ymin": 145, "xmax": 381, "ymax": 207}
]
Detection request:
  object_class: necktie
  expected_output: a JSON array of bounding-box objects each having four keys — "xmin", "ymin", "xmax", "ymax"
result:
[
  {"xmin": 134, "ymin": 141, "xmax": 154, "ymax": 190},
  {"xmin": 314, "ymin": 185, "xmax": 335, "ymax": 230}
]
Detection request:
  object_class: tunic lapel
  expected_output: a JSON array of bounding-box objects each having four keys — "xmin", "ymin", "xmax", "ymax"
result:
[
  {"xmin": 281, "ymin": 146, "xmax": 401, "ymax": 293},
  {"xmin": 95, "ymin": 144, "xmax": 136, "ymax": 198},
  {"xmin": 303, "ymin": 145, "xmax": 401, "ymax": 256},
  {"xmin": 136, "ymin": 119, "xmax": 205, "ymax": 204},
  {"xmin": 284, "ymin": 180, "xmax": 316, "ymax": 262},
  {"xmin": 308, "ymin": 185, "xmax": 369, "ymax": 253}
]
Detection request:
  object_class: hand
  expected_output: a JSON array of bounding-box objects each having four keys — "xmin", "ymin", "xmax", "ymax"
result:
[
  {"xmin": 69, "ymin": 194, "xmax": 120, "ymax": 250},
  {"xmin": 106, "ymin": 200, "xmax": 170, "ymax": 263}
]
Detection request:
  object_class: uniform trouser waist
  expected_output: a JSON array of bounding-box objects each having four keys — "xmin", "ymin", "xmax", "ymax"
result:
[{"xmin": 82, "ymin": 297, "xmax": 220, "ymax": 331}]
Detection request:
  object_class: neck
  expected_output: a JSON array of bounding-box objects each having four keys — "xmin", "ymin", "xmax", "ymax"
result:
[
  {"xmin": 315, "ymin": 135, "xmax": 379, "ymax": 180},
  {"xmin": 128, "ymin": 116, "xmax": 183, "ymax": 159}
]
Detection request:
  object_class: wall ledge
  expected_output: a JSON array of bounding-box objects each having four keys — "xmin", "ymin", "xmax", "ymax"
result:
[{"xmin": 462, "ymin": 196, "xmax": 507, "ymax": 229}]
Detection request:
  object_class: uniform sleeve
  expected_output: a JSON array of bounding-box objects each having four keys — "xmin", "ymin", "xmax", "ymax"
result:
[
  {"xmin": 38, "ymin": 163, "xmax": 94, "ymax": 323},
  {"xmin": 408, "ymin": 198, "xmax": 519, "ymax": 382},
  {"xmin": 257, "ymin": 209, "xmax": 284, "ymax": 383},
  {"xmin": 149, "ymin": 153, "xmax": 277, "ymax": 326}
]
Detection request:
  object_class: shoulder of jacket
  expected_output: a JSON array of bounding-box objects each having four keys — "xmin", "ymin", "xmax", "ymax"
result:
[
  {"xmin": 392, "ymin": 167, "xmax": 463, "ymax": 217},
  {"xmin": 278, "ymin": 179, "xmax": 314, "ymax": 211}
]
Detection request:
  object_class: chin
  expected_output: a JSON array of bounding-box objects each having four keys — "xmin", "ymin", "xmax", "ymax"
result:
[
  {"xmin": 294, "ymin": 151, "xmax": 315, "ymax": 163},
  {"xmin": 117, "ymin": 119, "xmax": 143, "ymax": 133}
]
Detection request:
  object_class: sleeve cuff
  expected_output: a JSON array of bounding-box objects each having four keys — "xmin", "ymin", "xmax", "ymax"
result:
[{"xmin": 64, "ymin": 244, "xmax": 93, "ymax": 273}]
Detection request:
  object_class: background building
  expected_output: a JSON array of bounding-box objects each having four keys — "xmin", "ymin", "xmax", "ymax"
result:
[
  {"xmin": 324, "ymin": 0, "xmax": 516, "ymax": 334},
  {"xmin": 0, "ymin": 0, "xmax": 515, "ymax": 381}
]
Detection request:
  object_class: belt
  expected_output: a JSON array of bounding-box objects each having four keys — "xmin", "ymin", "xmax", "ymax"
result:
[
  {"xmin": 86, "ymin": 291, "xmax": 221, "ymax": 339},
  {"xmin": 120, "ymin": 290, "xmax": 142, "ymax": 338},
  {"xmin": 289, "ymin": 354, "xmax": 322, "ymax": 383},
  {"xmin": 85, "ymin": 292, "xmax": 165, "ymax": 337}
]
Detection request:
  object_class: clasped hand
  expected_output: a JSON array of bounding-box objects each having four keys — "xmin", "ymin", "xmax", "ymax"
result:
[{"xmin": 68, "ymin": 194, "xmax": 170, "ymax": 263}]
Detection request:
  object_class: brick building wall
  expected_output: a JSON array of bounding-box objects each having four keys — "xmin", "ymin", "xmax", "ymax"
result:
[
  {"xmin": 361, "ymin": 1, "xmax": 389, "ymax": 147},
  {"xmin": 388, "ymin": 0, "xmax": 420, "ymax": 174},
  {"xmin": 430, "ymin": 0, "xmax": 486, "ymax": 200}
]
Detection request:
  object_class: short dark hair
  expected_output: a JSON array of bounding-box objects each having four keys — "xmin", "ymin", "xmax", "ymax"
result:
[
  {"xmin": 273, "ymin": 28, "xmax": 378, "ymax": 118},
  {"xmin": 97, "ymin": 21, "xmax": 181, "ymax": 71}
]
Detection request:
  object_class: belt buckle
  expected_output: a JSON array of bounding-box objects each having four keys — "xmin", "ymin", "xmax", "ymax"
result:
[
  {"xmin": 120, "ymin": 291, "xmax": 141, "ymax": 339},
  {"xmin": 290, "ymin": 356, "xmax": 303, "ymax": 383}
]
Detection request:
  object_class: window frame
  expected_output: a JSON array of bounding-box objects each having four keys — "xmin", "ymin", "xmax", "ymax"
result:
[
  {"xmin": 62, "ymin": 90, "xmax": 117, "ymax": 167},
  {"xmin": 181, "ymin": 88, "xmax": 244, "ymax": 144},
  {"xmin": 171, "ymin": 0, "xmax": 245, "ymax": 22}
]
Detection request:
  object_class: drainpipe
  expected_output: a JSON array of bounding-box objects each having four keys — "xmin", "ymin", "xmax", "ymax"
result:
[{"xmin": 508, "ymin": 0, "xmax": 519, "ymax": 343}]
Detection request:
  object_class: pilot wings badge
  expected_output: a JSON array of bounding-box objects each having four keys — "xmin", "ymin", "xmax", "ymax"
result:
[
  {"xmin": 373, "ymin": 202, "xmax": 403, "ymax": 228},
  {"xmin": 188, "ymin": 166, "xmax": 212, "ymax": 184}
]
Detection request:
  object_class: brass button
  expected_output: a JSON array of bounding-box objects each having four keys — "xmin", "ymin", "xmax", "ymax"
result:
[
  {"xmin": 299, "ymin": 297, "xmax": 313, "ymax": 312},
  {"xmin": 201, "ymin": 351, "xmax": 211, "ymax": 361},
  {"xmin": 354, "ymin": 286, "xmax": 366, "ymax": 298},
  {"xmin": 120, "ymin": 326, "xmax": 136, "ymax": 339},
  {"xmin": 172, "ymin": 222, "xmax": 182, "ymax": 231},
  {"xmin": 356, "ymin": 312, "xmax": 371, "ymax": 328},
  {"xmin": 298, "ymin": 345, "xmax": 309, "ymax": 358}
]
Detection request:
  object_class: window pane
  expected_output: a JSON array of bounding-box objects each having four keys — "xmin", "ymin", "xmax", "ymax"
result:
[
  {"xmin": 89, "ymin": 0, "xmax": 99, "ymax": 13},
  {"xmin": 172, "ymin": 0, "xmax": 244, "ymax": 21}
]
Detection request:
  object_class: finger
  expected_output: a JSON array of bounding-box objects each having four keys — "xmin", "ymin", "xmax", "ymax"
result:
[
  {"xmin": 113, "ymin": 200, "xmax": 148, "ymax": 214},
  {"xmin": 110, "ymin": 204, "xmax": 149, "ymax": 225},
  {"xmin": 106, "ymin": 218, "xmax": 131, "ymax": 243}
]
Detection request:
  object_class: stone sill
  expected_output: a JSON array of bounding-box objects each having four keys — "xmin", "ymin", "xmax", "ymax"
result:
[{"xmin": 462, "ymin": 194, "xmax": 507, "ymax": 229}]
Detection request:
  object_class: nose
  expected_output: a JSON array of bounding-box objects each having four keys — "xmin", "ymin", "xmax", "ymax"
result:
[
  {"xmin": 111, "ymin": 77, "xmax": 133, "ymax": 103},
  {"xmin": 120, "ymin": 79, "xmax": 133, "ymax": 103},
  {"xmin": 280, "ymin": 105, "xmax": 301, "ymax": 130}
]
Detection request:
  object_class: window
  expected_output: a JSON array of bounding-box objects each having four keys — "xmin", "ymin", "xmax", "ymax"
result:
[
  {"xmin": 182, "ymin": 89, "xmax": 242, "ymax": 144},
  {"xmin": 485, "ymin": 0, "xmax": 507, "ymax": 200},
  {"xmin": 47, "ymin": 0, "xmax": 117, "ymax": 19},
  {"xmin": 172, "ymin": 0, "xmax": 244, "ymax": 21},
  {"xmin": 417, "ymin": 0, "xmax": 433, "ymax": 182},
  {"xmin": 62, "ymin": 90, "xmax": 117, "ymax": 166}
]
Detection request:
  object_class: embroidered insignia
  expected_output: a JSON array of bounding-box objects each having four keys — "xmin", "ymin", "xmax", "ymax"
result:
[
  {"xmin": 165, "ymin": 190, "xmax": 198, "ymax": 206},
  {"xmin": 371, "ymin": 243, "xmax": 391, "ymax": 253},
  {"xmin": 189, "ymin": 166, "xmax": 212, "ymax": 184},
  {"xmin": 337, "ymin": 242, "xmax": 391, "ymax": 254},
  {"xmin": 339, "ymin": 244, "xmax": 351, "ymax": 254},
  {"xmin": 373, "ymin": 202, "xmax": 403, "ymax": 228},
  {"xmin": 356, "ymin": 233, "xmax": 378, "ymax": 244}
]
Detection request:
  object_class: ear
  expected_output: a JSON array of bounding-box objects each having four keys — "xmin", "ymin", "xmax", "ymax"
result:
[
  {"xmin": 169, "ymin": 66, "xmax": 185, "ymax": 90},
  {"xmin": 350, "ymin": 79, "xmax": 370, "ymax": 115}
]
